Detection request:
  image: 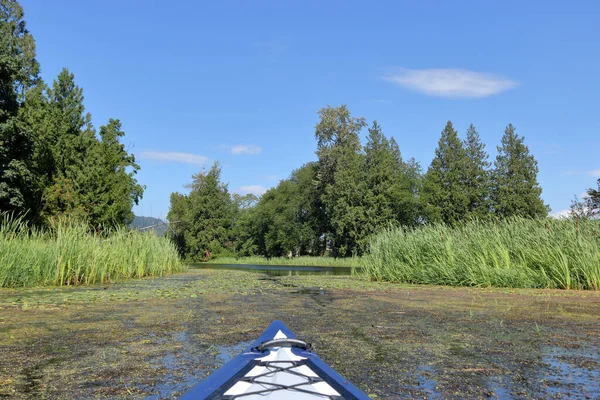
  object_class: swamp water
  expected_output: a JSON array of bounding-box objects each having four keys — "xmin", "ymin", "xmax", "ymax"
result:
[{"xmin": 0, "ymin": 266, "xmax": 599, "ymax": 398}]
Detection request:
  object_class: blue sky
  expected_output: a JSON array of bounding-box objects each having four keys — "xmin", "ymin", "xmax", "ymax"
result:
[{"xmin": 21, "ymin": 0, "xmax": 600, "ymax": 219}]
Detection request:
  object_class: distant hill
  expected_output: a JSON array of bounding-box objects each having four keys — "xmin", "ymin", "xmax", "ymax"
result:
[{"xmin": 130, "ymin": 216, "xmax": 169, "ymax": 235}]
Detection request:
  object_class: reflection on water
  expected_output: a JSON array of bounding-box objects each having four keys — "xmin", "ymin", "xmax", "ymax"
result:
[{"xmin": 191, "ymin": 263, "xmax": 354, "ymax": 276}]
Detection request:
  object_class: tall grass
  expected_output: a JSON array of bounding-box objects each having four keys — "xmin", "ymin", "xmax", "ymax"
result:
[
  {"xmin": 0, "ymin": 215, "xmax": 184, "ymax": 288},
  {"xmin": 364, "ymin": 217, "xmax": 600, "ymax": 290},
  {"xmin": 209, "ymin": 255, "xmax": 364, "ymax": 268}
]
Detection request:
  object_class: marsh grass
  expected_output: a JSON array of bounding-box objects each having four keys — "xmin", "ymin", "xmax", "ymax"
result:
[
  {"xmin": 364, "ymin": 217, "xmax": 600, "ymax": 290},
  {"xmin": 0, "ymin": 215, "xmax": 184, "ymax": 288},
  {"xmin": 210, "ymin": 255, "xmax": 363, "ymax": 268}
]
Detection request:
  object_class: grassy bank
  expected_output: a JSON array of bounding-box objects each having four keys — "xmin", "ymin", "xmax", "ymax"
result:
[
  {"xmin": 0, "ymin": 215, "xmax": 184, "ymax": 288},
  {"xmin": 209, "ymin": 255, "xmax": 363, "ymax": 268},
  {"xmin": 364, "ymin": 217, "xmax": 600, "ymax": 290}
]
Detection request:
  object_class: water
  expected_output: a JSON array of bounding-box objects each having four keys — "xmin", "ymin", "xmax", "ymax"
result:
[{"xmin": 191, "ymin": 263, "xmax": 354, "ymax": 276}]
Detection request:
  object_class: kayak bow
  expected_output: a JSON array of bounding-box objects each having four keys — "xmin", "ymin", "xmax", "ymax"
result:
[{"xmin": 181, "ymin": 320, "xmax": 370, "ymax": 399}]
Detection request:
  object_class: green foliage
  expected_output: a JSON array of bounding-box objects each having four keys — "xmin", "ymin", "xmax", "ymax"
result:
[
  {"xmin": 421, "ymin": 121, "xmax": 470, "ymax": 224},
  {"xmin": 76, "ymin": 119, "xmax": 143, "ymax": 227},
  {"xmin": 570, "ymin": 178, "xmax": 600, "ymax": 219},
  {"xmin": 491, "ymin": 124, "xmax": 547, "ymax": 218},
  {"xmin": 463, "ymin": 124, "xmax": 491, "ymax": 219},
  {"xmin": 0, "ymin": 213, "xmax": 184, "ymax": 288},
  {"xmin": 167, "ymin": 162, "xmax": 235, "ymax": 261},
  {"xmin": 585, "ymin": 179, "xmax": 600, "ymax": 217},
  {"xmin": 0, "ymin": 0, "xmax": 40, "ymax": 218},
  {"xmin": 234, "ymin": 164, "xmax": 321, "ymax": 258},
  {"xmin": 314, "ymin": 105, "xmax": 368, "ymax": 256},
  {"xmin": 364, "ymin": 217, "xmax": 600, "ymax": 290},
  {"xmin": 0, "ymin": 3, "xmax": 143, "ymax": 229}
]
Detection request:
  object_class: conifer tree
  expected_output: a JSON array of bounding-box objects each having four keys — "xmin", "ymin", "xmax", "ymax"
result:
[
  {"xmin": 463, "ymin": 124, "xmax": 491, "ymax": 219},
  {"xmin": 78, "ymin": 119, "xmax": 144, "ymax": 227},
  {"xmin": 491, "ymin": 124, "xmax": 547, "ymax": 218},
  {"xmin": 421, "ymin": 121, "xmax": 469, "ymax": 224},
  {"xmin": 167, "ymin": 162, "xmax": 234, "ymax": 261},
  {"xmin": 389, "ymin": 137, "xmax": 422, "ymax": 226},
  {"xmin": 364, "ymin": 121, "xmax": 396, "ymax": 235}
]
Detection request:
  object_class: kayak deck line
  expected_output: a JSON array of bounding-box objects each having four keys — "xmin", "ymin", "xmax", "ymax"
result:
[{"xmin": 181, "ymin": 320, "xmax": 370, "ymax": 399}]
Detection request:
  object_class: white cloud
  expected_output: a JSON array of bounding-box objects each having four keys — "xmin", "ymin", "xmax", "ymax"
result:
[
  {"xmin": 382, "ymin": 68, "xmax": 518, "ymax": 98},
  {"xmin": 586, "ymin": 169, "xmax": 600, "ymax": 177},
  {"xmin": 550, "ymin": 209, "xmax": 571, "ymax": 219},
  {"xmin": 140, "ymin": 151, "xmax": 208, "ymax": 165},
  {"xmin": 238, "ymin": 185, "xmax": 268, "ymax": 195},
  {"xmin": 563, "ymin": 169, "xmax": 600, "ymax": 177},
  {"xmin": 229, "ymin": 144, "xmax": 262, "ymax": 155}
]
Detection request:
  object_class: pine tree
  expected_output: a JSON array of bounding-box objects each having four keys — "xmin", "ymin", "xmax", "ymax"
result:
[
  {"xmin": 491, "ymin": 124, "xmax": 547, "ymax": 218},
  {"xmin": 421, "ymin": 121, "xmax": 469, "ymax": 224},
  {"xmin": 463, "ymin": 124, "xmax": 491, "ymax": 219}
]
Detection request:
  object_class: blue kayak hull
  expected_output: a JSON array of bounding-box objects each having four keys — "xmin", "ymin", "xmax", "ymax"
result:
[{"xmin": 181, "ymin": 320, "xmax": 370, "ymax": 399}]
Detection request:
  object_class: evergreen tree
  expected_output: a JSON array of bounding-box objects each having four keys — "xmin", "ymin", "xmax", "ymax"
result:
[
  {"xmin": 389, "ymin": 136, "xmax": 422, "ymax": 226},
  {"xmin": 0, "ymin": 0, "xmax": 40, "ymax": 217},
  {"xmin": 167, "ymin": 162, "xmax": 234, "ymax": 261},
  {"xmin": 363, "ymin": 121, "xmax": 396, "ymax": 236},
  {"xmin": 463, "ymin": 124, "xmax": 491, "ymax": 219},
  {"xmin": 491, "ymin": 124, "xmax": 547, "ymax": 218},
  {"xmin": 421, "ymin": 121, "xmax": 469, "ymax": 224},
  {"xmin": 47, "ymin": 68, "xmax": 95, "ymax": 174},
  {"xmin": 77, "ymin": 119, "xmax": 144, "ymax": 227}
]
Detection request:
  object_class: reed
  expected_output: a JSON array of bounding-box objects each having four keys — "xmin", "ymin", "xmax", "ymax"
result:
[
  {"xmin": 0, "ymin": 214, "xmax": 185, "ymax": 288},
  {"xmin": 363, "ymin": 217, "xmax": 600, "ymax": 290},
  {"xmin": 210, "ymin": 255, "xmax": 363, "ymax": 268}
]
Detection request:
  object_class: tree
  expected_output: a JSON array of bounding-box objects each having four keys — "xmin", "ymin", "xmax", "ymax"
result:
[
  {"xmin": 570, "ymin": 179, "xmax": 600, "ymax": 219},
  {"xmin": 0, "ymin": 0, "xmax": 40, "ymax": 218},
  {"xmin": 363, "ymin": 122, "xmax": 421, "ymax": 238},
  {"xmin": 463, "ymin": 124, "xmax": 491, "ymax": 219},
  {"xmin": 588, "ymin": 179, "xmax": 600, "ymax": 216},
  {"xmin": 389, "ymin": 137, "xmax": 422, "ymax": 226},
  {"xmin": 77, "ymin": 119, "xmax": 144, "ymax": 227},
  {"xmin": 491, "ymin": 124, "xmax": 547, "ymax": 218},
  {"xmin": 314, "ymin": 105, "xmax": 368, "ymax": 256},
  {"xmin": 421, "ymin": 121, "xmax": 469, "ymax": 224},
  {"xmin": 167, "ymin": 162, "xmax": 234, "ymax": 261},
  {"xmin": 363, "ymin": 122, "xmax": 394, "ymax": 238},
  {"xmin": 234, "ymin": 164, "xmax": 321, "ymax": 258}
]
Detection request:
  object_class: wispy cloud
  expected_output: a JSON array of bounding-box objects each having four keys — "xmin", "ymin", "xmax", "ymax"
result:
[
  {"xmin": 264, "ymin": 175, "xmax": 279, "ymax": 181},
  {"xmin": 550, "ymin": 209, "xmax": 571, "ymax": 219},
  {"xmin": 382, "ymin": 68, "xmax": 518, "ymax": 98},
  {"xmin": 229, "ymin": 144, "xmax": 262, "ymax": 155},
  {"xmin": 140, "ymin": 151, "xmax": 208, "ymax": 165},
  {"xmin": 563, "ymin": 169, "xmax": 600, "ymax": 177},
  {"xmin": 238, "ymin": 185, "xmax": 268, "ymax": 195}
]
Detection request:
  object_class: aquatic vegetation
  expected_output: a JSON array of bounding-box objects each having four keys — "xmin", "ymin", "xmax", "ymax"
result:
[
  {"xmin": 364, "ymin": 217, "xmax": 600, "ymax": 290},
  {"xmin": 209, "ymin": 255, "xmax": 363, "ymax": 268},
  {"xmin": 0, "ymin": 215, "xmax": 184, "ymax": 287}
]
